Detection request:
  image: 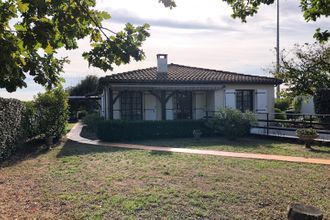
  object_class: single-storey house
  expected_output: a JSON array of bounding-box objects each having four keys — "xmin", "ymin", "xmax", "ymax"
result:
[{"xmin": 100, "ymin": 54, "xmax": 282, "ymax": 121}]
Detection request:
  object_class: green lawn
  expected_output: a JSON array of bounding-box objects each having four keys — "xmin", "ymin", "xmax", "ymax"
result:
[
  {"xmin": 81, "ymin": 127, "xmax": 330, "ymax": 159},
  {"xmin": 0, "ymin": 140, "xmax": 329, "ymax": 219},
  {"xmin": 130, "ymin": 137, "xmax": 330, "ymax": 159}
]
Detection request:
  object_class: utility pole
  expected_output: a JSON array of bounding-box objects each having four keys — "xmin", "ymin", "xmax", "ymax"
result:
[{"xmin": 276, "ymin": 0, "xmax": 280, "ymax": 98}]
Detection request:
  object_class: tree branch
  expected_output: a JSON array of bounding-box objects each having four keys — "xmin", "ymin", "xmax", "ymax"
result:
[{"xmin": 72, "ymin": 0, "xmax": 116, "ymax": 41}]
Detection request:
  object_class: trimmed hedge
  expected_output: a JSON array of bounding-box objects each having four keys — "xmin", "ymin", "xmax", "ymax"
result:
[
  {"xmin": 83, "ymin": 113, "xmax": 104, "ymax": 132},
  {"xmin": 0, "ymin": 98, "xmax": 26, "ymax": 162},
  {"xmin": 0, "ymin": 88, "xmax": 69, "ymax": 162},
  {"xmin": 97, "ymin": 120, "xmax": 213, "ymax": 141}
]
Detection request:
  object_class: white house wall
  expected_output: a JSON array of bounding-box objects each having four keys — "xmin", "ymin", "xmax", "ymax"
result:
[
  {"xmin": 214, "ymin": 89, "xmax": 225, "ymax": 111},
  {"xmin": 194, "ymin": 92, "xmax": 207, "ymax": 119},
  {"xmin": 206, "ymin": 91, "xmax": 215, "ymax": 114},
  {"xmin": 113, "ymin": 91, "xmax": 120, "ymax": 120},
  {"xmin": 104, "ymin": 87, "xmax": 109, "ymax": 120},
  {"xmin": 166, "ymin": 94, "xmax": 174, "ymax": 120},
  {"xmin": 144, "ymin": 92, "xmax": 157, "ymax": 120},
  {"xmin": 155, "ymin": 96, "xmax": 162, "ymax": 120},
  {"xmin": 224, "ymin": 84, "xmax": 275, "ymax": 114},
  {"xmin": 100, "ymin": 92, "xmax": 105, "ymax": 118},
  {"xmin": 300, "ymin": 96, "xmax": 315, "ymax": 114}
]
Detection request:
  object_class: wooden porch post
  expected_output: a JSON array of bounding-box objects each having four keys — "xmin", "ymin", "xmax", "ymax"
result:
[
  {"xmin": 161, "ymin": 90, "xmax": 166, "ymax": 120},
  {"xmin": 148, "ymin": 90, "xmax": 176, "ymax": 121}
]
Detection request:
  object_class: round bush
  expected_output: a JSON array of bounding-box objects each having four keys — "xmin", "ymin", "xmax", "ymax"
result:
[{"xmin": 208, "ymin": 108, "xmax": 257, "ymax": 140}]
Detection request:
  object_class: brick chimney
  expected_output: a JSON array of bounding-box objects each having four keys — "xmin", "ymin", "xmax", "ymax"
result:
[{"xmin": 157, "ymin": 54, "xmax": 168, "ymax": 74}]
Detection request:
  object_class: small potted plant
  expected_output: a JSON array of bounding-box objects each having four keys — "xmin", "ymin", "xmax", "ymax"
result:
[
  {"xmin": 296, "ymin": 128, "xmax": 319, "ymax": 149},
  {"xmin": 193, "ymin": 129, "xmax": 202, "ymax": 141}
]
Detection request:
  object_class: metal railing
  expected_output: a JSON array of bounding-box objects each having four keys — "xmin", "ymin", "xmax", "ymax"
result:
[{"xmin": 204, "ymin": 111, "xmax": 330, "ymax": 136}]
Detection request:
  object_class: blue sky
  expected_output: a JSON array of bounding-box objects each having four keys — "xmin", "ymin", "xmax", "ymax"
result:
[{"xmin": 1, "ymin": 0, "xmax": 329, "ymax": 100}]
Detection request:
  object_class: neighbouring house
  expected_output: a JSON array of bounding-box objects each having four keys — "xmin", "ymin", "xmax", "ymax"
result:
[{"xmin": 100, "ymin": 54, "xmax": 282, "ymax": 121}]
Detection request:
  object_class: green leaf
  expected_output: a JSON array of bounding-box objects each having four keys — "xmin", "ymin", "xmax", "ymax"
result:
[
  {"xmin": 17, "ymin": 1, "xmax": 29, "ymax": 13},
  {"xmin": 14, "ymin": 24, "xmax": 26, "ymax": 32},
  {"xmin": 44, "ymin": 43, "xmax": 54, "ymax": 54},
  {"xmin": 99, "ymin": 11, "xmax": 111, "ymax": 20},
  {"xmin": 17, "ymin": 40, "xmax": 24, "ymax": 51}
]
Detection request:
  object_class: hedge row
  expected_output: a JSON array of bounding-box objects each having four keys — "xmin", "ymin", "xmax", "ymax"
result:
[
  {"xmin": 97, "ymin": 120, "xmax": 213, "ymax": 141},
  {"xmin": 0, "ymin": 98, "xmax": 26, "ymax": 162},
  {"xmin": 0, "ymin": 87, "xmax": 69, "ymax": 162}
]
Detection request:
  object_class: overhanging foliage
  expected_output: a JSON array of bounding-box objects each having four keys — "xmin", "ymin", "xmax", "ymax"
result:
[{"xmin": 0, "ymin": 0, "xmax": 150, "ymax": 92}]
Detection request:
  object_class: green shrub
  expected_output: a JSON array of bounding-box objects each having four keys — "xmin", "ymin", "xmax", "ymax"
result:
[
  {"xmin": 275, "ymin": 98, "xmax": 291, "ymax": 111},
  {"xmin": 97, "ymin": 120, "xmax": 213, "ymax": 142},
  {"xmin": 0, "ymin": 98, "xmax": 26, "ymax": 162},
  {"xmin": 274, "ymin": 108, "xmax": 287, "ymax": 120},
  {"xmin": 22, "ymin": 101, "xmax": 40, "ymax": 139},
  {"xmin": 207, "ymin": 108, "xmax": 257, "ymax": 140},
  {"xmin": 291, "ymin": 96, "xmax": 303, "ymax": 113},
  {"xmin": 34, "ymin": 87, "xmax": 69, "ymax": 138},
  {"xmin": 296, "ymin": 128, "xmax": 318, "ymax": 136},
  {"xmin": 83, "ymin": 113, "xmax": 104, "ymax": 132}
]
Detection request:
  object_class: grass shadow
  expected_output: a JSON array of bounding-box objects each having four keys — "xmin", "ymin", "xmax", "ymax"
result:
[
  {"xmin": 56, "ymin": 140, "xmax": 131, "ymax": 158},
  {"xmin": 149, "ymin": 150, "xmax": 173, "ymax": 156},
  {"xmin": 131, "ymin": 136, "xmax": 278, "ymax": 149},
  {"xmin": 0, "ymin": 138, "xmax": 62, "ymax": 168},
  {"xmin": 310, "ymin": 148, "xmax": 330, "ymax": 154}
]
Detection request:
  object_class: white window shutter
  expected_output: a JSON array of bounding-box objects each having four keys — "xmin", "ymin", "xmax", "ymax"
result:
[
  {"xmin": 256, "ymin": 89, "xmax": 268, "ymax": 113},
  {"xmin": 144, "ymin": 93, "xmax": 156, "ymax": 120},
  {"xmin": 225, "ymin": 89, "xmax": 236, "ymax": 109}
]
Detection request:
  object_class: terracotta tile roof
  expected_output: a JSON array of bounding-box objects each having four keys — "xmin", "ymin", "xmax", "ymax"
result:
[{"xmin": 103, "ymin": 63, "xmax": 282, "ymax": 85}]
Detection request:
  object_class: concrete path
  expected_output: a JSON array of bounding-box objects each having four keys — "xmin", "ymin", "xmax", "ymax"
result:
[{"xmin": 67, "ymin": 123, "xmax": 330, "ymax": 165}]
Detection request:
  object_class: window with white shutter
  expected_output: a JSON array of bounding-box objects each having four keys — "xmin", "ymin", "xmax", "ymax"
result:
[
  {"xmin": 256, "ymin": 89, "xmax": 268, "ymax": 113},
  {"xmin": 225, "ymin": 89, "xmax": 236, "ymax": 109}
]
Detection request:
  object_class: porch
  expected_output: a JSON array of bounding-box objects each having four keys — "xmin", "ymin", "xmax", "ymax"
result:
[
  {"xmin": 101, "ymin": 84, "xmax": 272, "ymax": 121},
  {"xmin": 102, "ymin": 85, "xmax": 225, "ymax": 121}
]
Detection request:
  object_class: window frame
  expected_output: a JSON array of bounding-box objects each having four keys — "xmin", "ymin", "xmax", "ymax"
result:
[
  {"xmin": 235, "ymin": 90, "xmax": 254, "ymax": 112},
  {"xmin": 120, "ymin": 91, "xmax": 143, "ymax": 120}
]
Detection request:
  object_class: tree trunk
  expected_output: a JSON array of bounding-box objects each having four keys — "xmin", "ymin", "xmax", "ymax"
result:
[{"xmin": 288, "ymin": 203, "xmax": 323, "ymax": 220}]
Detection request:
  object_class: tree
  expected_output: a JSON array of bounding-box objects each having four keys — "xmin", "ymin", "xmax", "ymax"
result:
[
  {"xmin": 66, "ymin": 75, "xmax": 99, "ymax": 96},
  {"xmin": 274, "ymin": 43, "xmax": 330, "ymax": 97},
  {"xmin": 34, "ymin": 86, "xmax": 69, "ymax": 138},
  {"xmin": 160, "ymin": 0, "xmax": 329, "ymax": 42},
  {"xmin": 66, "ymin": 75, "xmax": 100, "ymax": 118},
  {"xmin": 0, "ymin": 0, "xmax": 150, "ymax": 92}
]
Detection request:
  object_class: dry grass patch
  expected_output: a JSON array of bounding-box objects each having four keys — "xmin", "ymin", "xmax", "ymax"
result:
[{"xmin": 0, "ymin": 140, "xmax": 329, "ymax": 219}]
